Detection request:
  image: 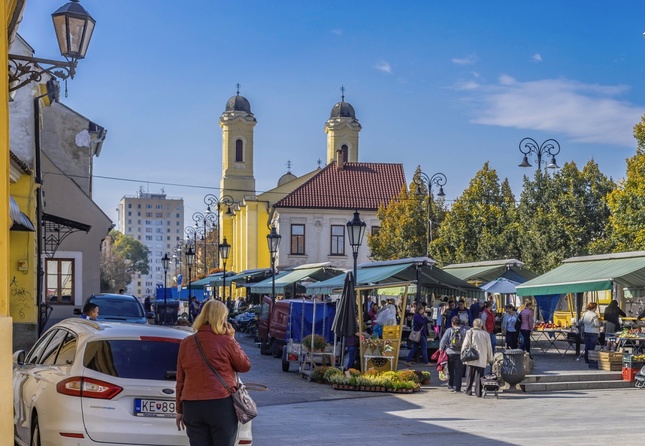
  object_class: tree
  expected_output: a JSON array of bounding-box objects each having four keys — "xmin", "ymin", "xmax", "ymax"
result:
[
  {"xmin": 431, "ymin": 162, "xmax": 519, "ymax": 266},
  {"xmin": 100, "ymin": 231, "xmax": 150, "ymax": 292}
]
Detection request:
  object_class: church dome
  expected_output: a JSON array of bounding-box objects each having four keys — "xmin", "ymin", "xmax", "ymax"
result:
[
  {"xmin": 330, "ymin": 100, "xmax": 356, "ymax": 118},
  {"xmin": 225, "ymin": 94, "xmax": 252, "ymax": 113},
  {"xmin": 277, "ymin": 171, "xmax": 297, "ymax": 187}
]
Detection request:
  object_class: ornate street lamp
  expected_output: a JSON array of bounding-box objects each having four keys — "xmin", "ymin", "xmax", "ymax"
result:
[
  {"xmin": 347, "ymin": 210, "xmax": 366, "ymax": 288},
  {"xmin": 266, "ymin": 225, "xmax": 282, "ymax": 302},
  {"xmin": 161, "ymin": 253, "xmax": 170, "ymax": 325},
  {"xmin": 414, "ymin": 171, "xmax": 447, "ymax": 257},
  {"xmin": 219, "ymin": 238, "xmax": 231, "ymax": 305},
  {"xmin": 186, "ymin": 246, "xmax": 195, "ymax": 303},
  {"xmin": 9, "ymin": 0, "xmax": 96, "ymax": 92},
  {"xmin": 193, "ymin": 211, "xmax": 217, "ymax": 276},
  {"xmin": 518, "ymin": 137, "xmax": 561, "ymax": 170},
  {"xmin": 204, "ymin": 194, "xmax": 235, "ymax": 269}
]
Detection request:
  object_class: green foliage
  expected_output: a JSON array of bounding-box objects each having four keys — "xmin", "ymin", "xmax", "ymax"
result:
[
  {"xmin": 112, "ymin": 230, "xmax": 150, "ymax": 275},
  {"xmin": 100, "ymin": 231, "xmax": 150, "ymax": 293}
]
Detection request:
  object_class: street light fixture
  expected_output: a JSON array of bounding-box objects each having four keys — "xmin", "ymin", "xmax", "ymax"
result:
[
  {"xmin": 193, "ymin": 211, "xmax": 217, "ymax": 276},
  {"xmin": 186, "ymin": 246, "xmax": 195, "ymax": 303},
  {"xmin": 267, "ymin": 225, "xmax": 282, "ymax": 302},
  {"xmin": 219, "ymin": 238, "xmax": 231, "ymax": 305},
  {"xmin": 347, "ymin": 210, "xmax": 367, "ymax": 288},
  {"xmin": 414, "ymin": 171, "xmax": 447, "ymax": 257},
  {"xmin": 161, "ymin": 253, "xmax": 170, "ymax": 325},
  {"xmin": 9, "ymin": 0, "xmax": 96, "ymax": 92},
  {"xmin": 518, "ymin": 137, "xmax": 561, "ymax": 170},
  {"xmin": 204, "ymin": 194, "xmax": 235, "ymax": 269}
]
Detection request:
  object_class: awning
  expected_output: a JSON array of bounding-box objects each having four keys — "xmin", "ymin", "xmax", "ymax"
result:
[
  {"xmin": 307, "ymin": 263, "xmax": 410, "ymax": 295},
  {"xmin": 9, "ymin": 195, "xmax": 35, "ymax": 231},
  {"xmin": 444, "ymin": 259, "xmax": 537, "ymax": 284},
  {"xmin": 210, "ymin": 269, "xmax": 273, "ymax": 287},
  {"xmin": 249, "ymin": 266, "xmax": 343, "ymax": 295},
  {"xmin": 516, "ymin": 251, "xmax": 645, "ymax": 297}
]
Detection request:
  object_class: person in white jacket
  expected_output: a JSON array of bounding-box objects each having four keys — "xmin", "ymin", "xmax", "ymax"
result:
[
  {"xmin": 461, "ymin": 318, "xmax": 494, "ymax": 397},
  {"xmin": 580, "ymin": 302, "xmax": 601, "ymax": 363}
]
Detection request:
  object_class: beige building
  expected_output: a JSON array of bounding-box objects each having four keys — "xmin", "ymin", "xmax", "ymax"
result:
[{"xmin": 117, "ymin": 191, "xmax": 184, "ymax": 297}]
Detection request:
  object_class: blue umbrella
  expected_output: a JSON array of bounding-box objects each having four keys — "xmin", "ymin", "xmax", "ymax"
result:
[{"xmin": 480, "ymin": 278, "xmax": 520, "ymax": 294}]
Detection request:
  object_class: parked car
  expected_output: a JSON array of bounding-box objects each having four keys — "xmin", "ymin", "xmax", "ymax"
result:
[
  {"xmin": 74, "ymin": 293, "xmax": 151, "ymax": 324},
  {"xmin": 13, "ymin": 318, "xmax": 253, "ymax": 446}
]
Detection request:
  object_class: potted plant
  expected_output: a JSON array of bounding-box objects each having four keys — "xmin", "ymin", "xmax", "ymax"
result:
[{"xmin": 302, "ymin": 334, "xmax": 327, "ymax": 352}]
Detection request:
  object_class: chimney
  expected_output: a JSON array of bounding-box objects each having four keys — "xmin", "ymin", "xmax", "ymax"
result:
[{"xmin": 336, "ymin": 149, "xmax": 344, "ymax": 171}]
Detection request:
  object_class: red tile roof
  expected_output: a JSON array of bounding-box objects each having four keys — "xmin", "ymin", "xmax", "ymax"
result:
[{"xmin": 274, "ymin": 162, "xmax": 406, "ymax": 210}]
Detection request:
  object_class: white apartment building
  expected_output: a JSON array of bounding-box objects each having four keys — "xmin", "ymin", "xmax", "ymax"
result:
[{"xmin": 117, "ymin": 189, "xmax": 184, "ymax": 297}]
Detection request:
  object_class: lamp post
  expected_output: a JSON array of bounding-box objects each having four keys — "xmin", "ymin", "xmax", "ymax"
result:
[
  {"xmin": 203, "ymin": 194, "xmax": 235, "ymax": 269},
  {"xmin": 267, "ymin": 226, "xmax": 282, "ymax": 302},
  {"xmin": 186, "ymin": 246, "xmax": 195, "ymax": 303},
  {"xmin": 193, "ymin": 211, "xmax": 217, "ymax": 276},
  {"xmin": 161, "ymin": 253, "xmax": 170, "ymax": 325},
  {"xmin": 9, "ymin": 0, "xmax": 96, "ymax": 92},
  {"xmin": 414, "ymin": 171, "xmax": 447, "ymax": 257},
  {"xmin": 219, "ymin": 238, "xmax": 231, "ymax": 306},
  {"xmin": 518, "ymin": 137, "xmax": 561, "ymax": 170},
  {"xmin": 347, "ymin": 210, "xmax": 367, "ymax": 288}
]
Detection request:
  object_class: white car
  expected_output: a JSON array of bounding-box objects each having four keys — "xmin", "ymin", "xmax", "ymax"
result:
[{"xmin": 13, "ymin": 318, "xmax": 252, "ymax": 446}]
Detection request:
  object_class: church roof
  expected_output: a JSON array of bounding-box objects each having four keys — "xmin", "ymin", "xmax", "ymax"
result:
[
  {"xmin": 225, "ymin": 94, "xmax": 252, "ymax": 113},
  {"xmin": 330, "ymin": 100, "xmax": 356, "ymax": 118},
  {"xmin": 274, "ymin": 161, "xmax": 405, "ymax": 210}
]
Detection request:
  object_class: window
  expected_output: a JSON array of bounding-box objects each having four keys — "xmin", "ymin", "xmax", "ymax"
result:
[
  {"xmin": 341, "ymin": 144, "xmax": 348, "ymax": 163},
  {"xmin": 45, "ymin": 259, "xmax": 74, "ymax": 305},
  {"xmin": 128, "ymin": 204, "xmax": 132, "ymax": 208},
  {"xmin": 128, "ymin": 211, "xmax": 131, "ymax": 216},
  {"xmin": 372, "ymin": 226, "xmax": 381, "ymax": 236},
  {"xmin": 156, "ymin": 204, "xmax": 163, "ymax": 209},
  {"xmin": 330, "ymin": 225, "xmax": 345, "ymax": 255},
  {"xmin": 146, "ymin": 212, "xmax": 152, "ymax": 217},
  {"xmin": 235, "ymin": 139, "xmax": 244, "ymax": 162},
  {"xmin": 291, "ymin": 224, "xmax": 305, "ymax": 255},
  {"xmin": 146, "ymin": 204, "xmax": 152, "ymax": 209},
  {"xmin": 145, "ymin": 228, "xmax": 153, "ymax": 233},
  {"xmin": 137, "ymin": 204, "xmax": 141, "ymax": 209},
  {"xmin": 145, "ymin": 236, "xmax": 152, "ymax": 241},
  {"xmin": 156, "ymin": 213, "xmax": 163, "ymax": 217}
]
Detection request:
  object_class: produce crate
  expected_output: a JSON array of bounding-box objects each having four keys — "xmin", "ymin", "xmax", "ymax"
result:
[
  {"xmin": 382, "ymin": 326, "xmax": 401, "ymax": 340},
  {"xmin": 622, "ymin": 355, "xmax": 644, "ymax": 369},
  {"xmin": 622, "ymin": 367, "xmax": 639, "ymax": 382},
  {"xmin": 598, "ymin": 361, "xmax": 622, "ymax": 371},
  {"xmin": 598, "ymin": 351, "xmax": 623, "ymax": 361},
  {"xmin": 588, "ymin": 350, "xmax": 599, "ymax": 361}
]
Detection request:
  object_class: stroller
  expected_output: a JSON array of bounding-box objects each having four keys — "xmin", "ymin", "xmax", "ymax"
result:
[
  {"xmin": 480, "ymin": 373, "xmax": 500, "ymax": 399},
  {"xmin": 635, "ymin": 365, "xmax": 645, "ymax": 389}
]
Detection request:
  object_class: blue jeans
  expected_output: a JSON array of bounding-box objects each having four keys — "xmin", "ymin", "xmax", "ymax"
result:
[
  {"xmin": 345, "ymin": 346, "xmax": 357, "ymax": 370},
  {"xmin": 406, "ymin": 335, "xmax": 428, "ymax": 364},
  {"xmin": 584, "ymin": 333, "xmax": 599, "ymax": 362},
  {"xmin": 489, "ymin": 332, "xmax": 497, "ymax": 353}
]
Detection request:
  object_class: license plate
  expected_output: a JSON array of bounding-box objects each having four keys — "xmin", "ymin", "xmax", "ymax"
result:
[{"xmin": 134, "ymin": 399, "xmax": 176, "ymax": 418}]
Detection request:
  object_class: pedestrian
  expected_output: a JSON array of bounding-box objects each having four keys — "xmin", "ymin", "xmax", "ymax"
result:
[
  {"xmin": 176, "ymin": 300, "xmax": 251, "ymax": 446},
  {"xmin": 344, "ymin": 332, "xmax": 360, "ymax": 371},
  {"xmin": 439, "ymin": 316, "xmax": 467, "ymax": 392},
  {"xmin": 80, "ymin": 302, "xmax": 99, "ymax": 320},
  {"xmin": 481, "ymin": 301, "xmax": 497, "ymax": 353},
  {"xmin": 143, "ymin": 296, "xmax": 152, "ymax": 313},
  {"xmin": 405, "ymin": 306, "xmax": 430, "ymax": 366},
  {"xmin": 189, "ymin": 296, "xmax": 200, "ymax": 322},
  {"xmin": 603, "ymin": 300, "xmax": 626, "ymax": 334},
  {"xmin": 461, "ymin": 318, "xmax": 494, "ymax": 397},
  {"xmin": 449, "ymin": 299, "xmax": 473, "ymax": 327},
  {"xmin": 519, "ymin": 300, "xmax": 535, "ymax": 359},
  {"xmin": 442, "ymin": 300, "xmax": 455, "ymax": 332},
  {"xmin": 470, "ymin": 298, "xmax": 482, "ymax": 320},
  {"xmin": 502, "ymin": 305, "xmax": 520, "ymax": 349},
  {"xmin": 580, "ymin": 302, "xmax": 601, "ymax": 363},
  {"xmin": 486, "ymin": 293, "xmax": 497, "ymax": 313}
]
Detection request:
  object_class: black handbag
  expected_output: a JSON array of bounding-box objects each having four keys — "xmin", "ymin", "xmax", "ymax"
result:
[
  {"xmin": 193, "ymin": 335, "xmax": 257, "ymax": 424},
  {"xmin": 461, "ymin": 346, "xmax": 479, "ymax": 362}
]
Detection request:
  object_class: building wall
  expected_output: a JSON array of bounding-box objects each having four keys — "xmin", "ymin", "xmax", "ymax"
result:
[{"xmin": 117, "ymin": 193, "xmax": 184, "ymax": 297}]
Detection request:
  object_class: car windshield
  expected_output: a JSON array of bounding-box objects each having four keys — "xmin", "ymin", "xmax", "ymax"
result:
[
  {"xmin": 84, "ymin": 339, "xmax": 180, "ymax": 381},
  {"xmin": 91, "ymin": 298, "xmax": 144, "ymax": 319}
]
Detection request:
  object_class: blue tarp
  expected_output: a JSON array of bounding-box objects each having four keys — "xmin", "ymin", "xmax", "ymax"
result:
[
  {"xmin": 534, "ymin": 294, "xmax": 560, "ymax": 323},
  {"xmin": 156, "ymin": 287, "xmax": 205, "ymax": 301},
  {"xmin": 286, "ymin": 300, "xmax": 337, "ymax": 344}
]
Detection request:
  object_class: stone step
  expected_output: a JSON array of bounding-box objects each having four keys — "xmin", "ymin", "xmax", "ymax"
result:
[
  {"xmin": 521, "ymin": 379, "xmax": 633, "ymax": 392},
  {"xmin": 522, "ymin": 372, "xmax": 622, "ymax": 383}
]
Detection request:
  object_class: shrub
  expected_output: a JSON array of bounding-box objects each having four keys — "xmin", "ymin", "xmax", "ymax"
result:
[
  {"xmin": 310, "ymin": 366, "xmax": 329, "ymax": 382},
  {"xmin": 397, "ymin": 369, "xmax": 420, "ymax": 383},
  {"xmin": 302, "ymin": 334, "xmax": 327, "ymax": 351},
  {"xmin": 323, "ymin": 367, "xmax": 342, "ymax": 382}
]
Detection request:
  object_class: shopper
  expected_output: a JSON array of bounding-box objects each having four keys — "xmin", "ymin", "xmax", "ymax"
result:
[
  {"xmin": 461, "ymin": 318, "xmax": 494, "ymax": 397},
  {"xmin": 405, "ymin": 306, "xmax": 430, "ymax": 366},
  {"xmin": 439, "ymin": 316, "xmax": 467, "ymax": 392},
  {"xmin": 176, "ymin": 300, "xmax": 251, "ymax": 446},
  {"xmin": 519, "ymin": 301, "xmax": 534, "ymax": 359},
  {"xmin": 449, "ymin": 299, "xmax": 473, "ymax": 327},
  {"xmin": 502, "ymin": 305, "xmax": 520, "ymax": 349},
  {"xmin": 580, "ymin": 302, "xmax": 601, "ymax": 363},
  {"xmin": 481, "ymin": 301, "xmax": 497, "ymax": 353},
  {"xmin": 603, "ymin": 300, "xmax": 626, "ymax": 334}
]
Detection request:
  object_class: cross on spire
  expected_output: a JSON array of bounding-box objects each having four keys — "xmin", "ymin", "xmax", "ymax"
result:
[
  {"xmin": 286, "ymin": 160, "xmax": 292, "ymax": 172},
  {"xmin": 236, "ymin": 83, "xmax": 240, "ymax": 96},
  {"xmin": 340, "ymin": 85, "xmax": 345, "ymax": 102}
]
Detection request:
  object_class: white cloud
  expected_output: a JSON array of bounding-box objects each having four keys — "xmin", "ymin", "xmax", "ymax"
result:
[
  {"xmin": 462, "ymin": 76, "xmax": 644, "ymax": 147},
  {"xmin": 375, "ymin": 60, "xmax": 393, "ymax": 74},
  {"xmin": 331, "ymin": 29, "xmax": 342, "ymax": 36},
  {"xmin": 532, "ymin": 53, "xmax": 543, "ymax": 62},
  {"xmin": 451, "ymin": 54, "xmax": 477, "ymax": 65}
]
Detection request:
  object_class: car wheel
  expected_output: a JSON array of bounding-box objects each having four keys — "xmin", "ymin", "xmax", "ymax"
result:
[
  {"xmin": 270, "ymin": 341, "xmax": 282, "ymax": 358},
  {"xmin": 31, "ymin": 414, "xmax": 41, "ymax": 446},
  {"xmin": 281, "ymin": 346, "xmax": 290, "ymax": 372}
]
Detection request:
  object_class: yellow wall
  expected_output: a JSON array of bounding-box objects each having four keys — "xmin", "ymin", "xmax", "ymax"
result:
[{"xmin": 2, "ymin": 1, "xmax": 18, "ymax": 443}]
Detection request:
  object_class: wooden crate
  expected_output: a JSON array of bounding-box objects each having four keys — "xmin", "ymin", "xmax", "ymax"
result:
[
  {"xmin": 382, "ymin": 325, "xmax": 401, "ymax": 340},
  {"xmin": 588, "ymin": 350, "xmax": 599, "ymax": 361},
  {"xmin": 598, "ymin": 361, "xmax": 622, "ymax": 371},
  {"xmin": 599, "ymin": 351, "xmax": 622, "ymax": 361}
]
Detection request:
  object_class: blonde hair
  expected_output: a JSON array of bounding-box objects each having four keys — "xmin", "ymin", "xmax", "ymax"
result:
[
  {"xmin": 193, "ymin": 300, "xmax": 229, "ymax": 334},
  {"xmin": 472, "ymin": 318, "xmax": 483, "ymax": 329},
  {"xmin": 586, "ymin": 302, "xmax": 598, "ymax": 311}
]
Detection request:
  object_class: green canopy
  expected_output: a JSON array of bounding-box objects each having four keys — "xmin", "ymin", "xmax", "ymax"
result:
[
  {"xmin": 444, "ymin": 259, "xmax": 537, "ymax": 284},
  {"xmin": 516, "ymin": 251, "xmax": 645, "ymax": 297},
  {"xmin": 248, "ymin": 265, "xmax": 343, "ymax": 295}
]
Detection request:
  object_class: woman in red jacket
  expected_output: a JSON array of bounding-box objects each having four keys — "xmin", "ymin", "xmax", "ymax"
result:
[
  {"xmin": 481, "ymin": 301, "xmax": 497, "ymax": 353},
  {"xmin": 176, "ymin": 300, "xmax": 251, "ymax": 446}
]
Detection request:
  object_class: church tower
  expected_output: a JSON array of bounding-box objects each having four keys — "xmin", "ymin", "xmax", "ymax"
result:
[
  {"xmin": 219, "ymin": 89, "xmax": 256, "ymax": 203},
  {"xmin": 324, "ymin": 90, "xmax": 362, "ymax": 164}
]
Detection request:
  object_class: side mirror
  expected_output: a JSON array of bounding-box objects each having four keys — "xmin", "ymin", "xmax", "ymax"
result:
[
  {"xmin": 13, "ymin": 350, "xmax": 25, "ymax": 366},
  {"xmin": 73, "ymin": 308, "xmax": 82, "ymax": 315}
]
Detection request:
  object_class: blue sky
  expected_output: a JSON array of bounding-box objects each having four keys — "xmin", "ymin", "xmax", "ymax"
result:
[{"xmin": 17, "ymin": 1, "xmax": 645, "ymax": 229}]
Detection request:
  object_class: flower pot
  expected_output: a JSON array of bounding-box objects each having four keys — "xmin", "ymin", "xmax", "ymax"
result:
[{"xmin": 422, "ymin": 378, "xmax": 431, "ymax": 385}]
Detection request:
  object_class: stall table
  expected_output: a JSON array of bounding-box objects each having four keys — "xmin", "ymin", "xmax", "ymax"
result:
[{"xmin": 531, "ymin": 329, "xmax": 574, "ymax": 356}]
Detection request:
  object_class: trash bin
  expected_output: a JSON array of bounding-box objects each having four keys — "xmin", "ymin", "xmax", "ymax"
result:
[
  {"xmin": 501, "ymin": 349, "xmax": 526, "ymax": 386},
  {"xmin": 156, "ymin": 300, "xmax": 179, "ymax": 325}
]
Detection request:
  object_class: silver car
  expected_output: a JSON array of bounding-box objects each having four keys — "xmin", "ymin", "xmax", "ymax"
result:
[{"xmin": 13, "ymin": 318, "xmax": 253, "ymax": 445}]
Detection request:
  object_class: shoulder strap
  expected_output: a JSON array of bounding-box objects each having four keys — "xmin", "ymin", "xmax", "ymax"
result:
[{"xmin": 193, "ymin": 334, "xmax": 233, "ymax": 394}]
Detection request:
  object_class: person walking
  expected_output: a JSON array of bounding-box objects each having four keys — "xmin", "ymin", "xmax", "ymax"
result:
[
  {"xmin": 449, "ymin": 299, "xmax": 473, "ymax": 327},
  {"xmin": 405, "ymin": 306, "xmax": 430, "ymax": 366},
  {"xmin": 502, "ymin": 305, "xmax": 520, "ymax": 349},
  {"xmin": 439, "ymin": 316, "xmax": 467, "ymax": 392},
  {"xmin": 461, "ymin": 318, "xmax": 494, "ymax": 397},
  {"xmin": 176, "ymin": 300, "xmax": 251, "ymax": 446},
  {"xmin": 481, "ymin": 301, "xmax": 497, "ymax": 353},
  {"xmin": 519, "ymin": 301, "xmax": 534, "ymax": 359},
  {"xmin": 580, "ymin": 302, "xmax": 601, "ymax": 363}
]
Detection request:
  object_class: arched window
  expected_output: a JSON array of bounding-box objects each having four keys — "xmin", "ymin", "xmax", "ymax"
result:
[
  {"xmin": 235, "ymin": 139, "xmax": 244, "ymax": 162},
  {"xmin": 341, "ymin": 144, "xmax": 348, "ymax": 163}
]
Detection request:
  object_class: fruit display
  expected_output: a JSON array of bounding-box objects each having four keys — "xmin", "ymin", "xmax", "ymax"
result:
[
  {"xmin": 619, "ymin": 328, "xmax": 644, "ymax": 339},
  {"xmin": 534, "ymin": 322, "xmax": 564, "ymax": 331},
  {"xmin": 632, "ymin": 354, "xmax": 645, "ymax": 362}
]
